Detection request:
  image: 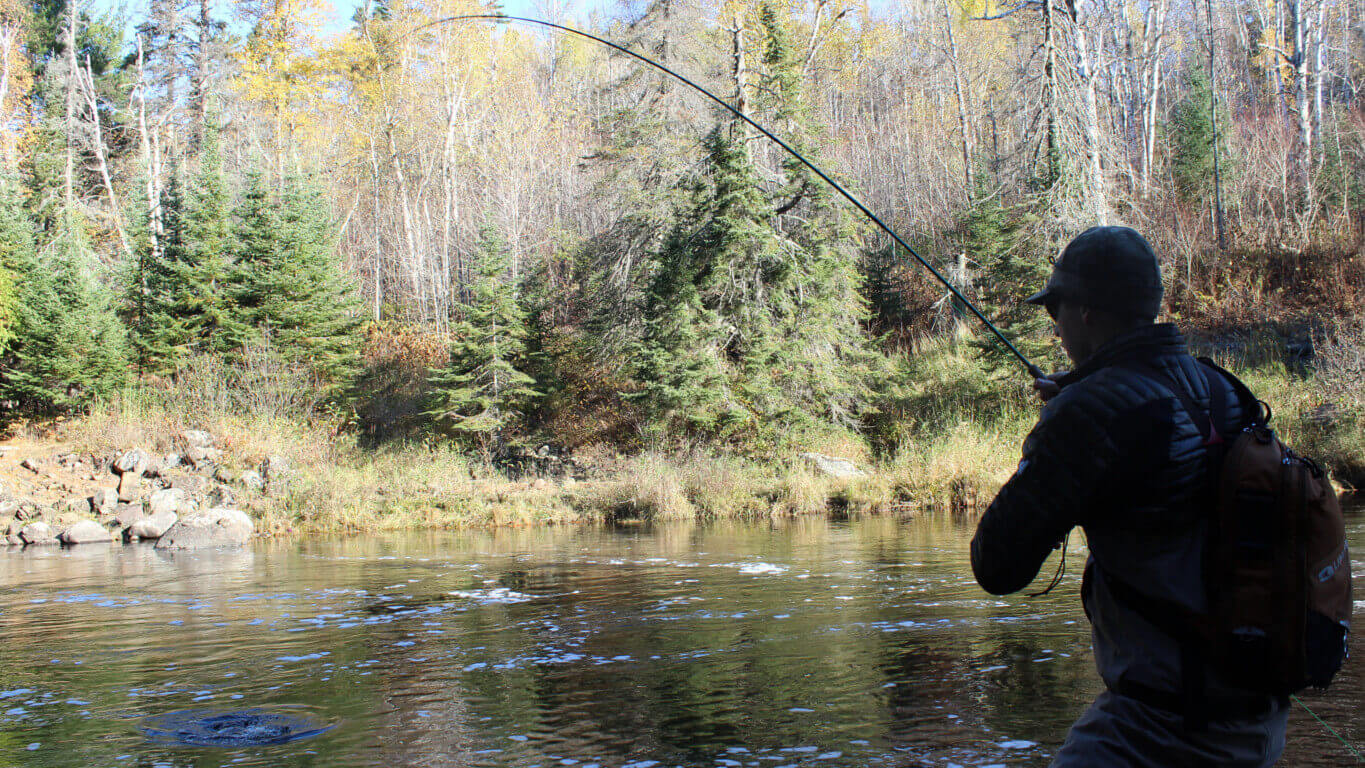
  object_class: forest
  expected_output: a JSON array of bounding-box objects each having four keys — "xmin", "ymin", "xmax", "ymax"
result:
[{"xmin": 0, "ymin": 0, "xmax": 1362, "ymax": 519}]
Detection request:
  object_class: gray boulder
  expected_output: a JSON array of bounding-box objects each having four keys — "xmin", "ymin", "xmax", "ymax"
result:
[
  {"xmin": 114, "ymin": 449, "xmax": 152, "ymax": 476},
  {"xmin": 798, "ymin": 452, "xmax": 868, "ymax": 480},
  {"xmin": 113, "ymin": 504, "xmax": 146, "ymax": 528},
  {"xmin": 19, "ymin": 522, "xmax": 58, "ymax": 545},
  {"xmin": 154, "ymin": 508, "xmax": 253, "ymax": 549},
  {"xmin": 6, "ymin": 535, "xmax": 20, "ymax": 546},
  {"xmin": 148, "ymin": 488, "xmax": 190, "ymax": 517},
  {"xmin": 129, "ymin": 510, "xmax": 178, "ymax": 540},
  {"xmin": 181, "ymin": 429, "xmax": 214, "ymax": 448},
  {"xmin": 167, "ymin": 474, "xmax": 208, "ymax": 495},
  {"xmin": 59, "ymin": 520, "xmax": 111, "ymax": 545}
]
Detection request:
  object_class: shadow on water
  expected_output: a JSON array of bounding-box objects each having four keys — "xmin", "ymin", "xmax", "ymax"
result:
[{"xmin": 0, "ymin": 505, "xmax": 1360, "ymax": 767}]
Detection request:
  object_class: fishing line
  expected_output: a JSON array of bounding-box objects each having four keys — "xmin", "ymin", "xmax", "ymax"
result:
[
  {"xmin": 1291, "ymin": 694, "xmax": 1365, "ymax": 763},
  {"xmin": 407, "ymin": 13, "xmax": 1046, "ymax": 380}
]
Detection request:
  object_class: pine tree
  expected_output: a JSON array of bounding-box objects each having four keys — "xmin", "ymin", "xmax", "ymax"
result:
[
  {"xmin": 426, "ymin": 225, "xmax": 539, "ymax": 447},
  {"xmin": 2, "ymin": 199, "xmax": 128, "ymax": 413},
  {"xmin": 232, "ymin": 173, "xmax": 362, "ymax": 386},
  {"xmin": 128, "ymin": 125, "xmax": 242, "ymax": 372}
]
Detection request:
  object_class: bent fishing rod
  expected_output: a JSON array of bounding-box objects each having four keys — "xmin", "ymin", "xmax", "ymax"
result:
[{"xmin": 408, "ymin": 14, "xmax": 1046, "ymax": 380}]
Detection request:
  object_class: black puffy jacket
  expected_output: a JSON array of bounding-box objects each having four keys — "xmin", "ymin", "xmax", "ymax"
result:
[{"xmin": 971, "ymin": 322, "xmax": 1254, "ymax": 698}]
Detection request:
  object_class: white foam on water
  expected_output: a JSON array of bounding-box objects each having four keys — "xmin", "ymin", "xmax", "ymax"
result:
[
  {"xmin": 738, "ymin": 562, "xmax": 788, "ymax": 575},
  {"xmin": 998, "ymin": 740, "xmax": 1036, "ymax": 749},
  {"xmin": 448, "ymin": 588, "xmax": 535, "ymax": 604}
]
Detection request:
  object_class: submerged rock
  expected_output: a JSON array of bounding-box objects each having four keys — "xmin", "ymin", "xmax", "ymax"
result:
[
  {"xmin": 798, "ymin": 452, "xmax": 867, "ymax": 479},
  {"xmin": 59, "ymin": 520, "xmax": 112, "ymax": 545},
  {"xmin": 154, "ymin": 508, "xmax": 253, "ymax": 549}
]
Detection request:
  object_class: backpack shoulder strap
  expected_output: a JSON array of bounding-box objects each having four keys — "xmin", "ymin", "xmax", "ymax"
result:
[{"xmin": 1195, "ymin": 357, "xmax": 1270, "ymax": 427}]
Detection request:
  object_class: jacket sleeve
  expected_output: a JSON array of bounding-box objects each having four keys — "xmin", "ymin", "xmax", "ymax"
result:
[{"xmin": 970, "ymin": 385, "xmax": 1129, "ymax": 595}]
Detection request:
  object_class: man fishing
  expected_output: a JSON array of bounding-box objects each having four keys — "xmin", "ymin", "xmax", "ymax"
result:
[{"xmin": 970, "ymin": 226, "xmax": 1289, "ymax": 767}]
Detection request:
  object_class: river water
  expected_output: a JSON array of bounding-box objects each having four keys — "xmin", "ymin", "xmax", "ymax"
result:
[{"xmin": 1, "ymin": 507, "xmax": 1361, "ymax": 767}]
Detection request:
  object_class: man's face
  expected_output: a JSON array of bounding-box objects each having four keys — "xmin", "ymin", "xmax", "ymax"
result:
[{"xmin": 1046, "ymin": 299, "xmax": 1090, "ymax": 365}]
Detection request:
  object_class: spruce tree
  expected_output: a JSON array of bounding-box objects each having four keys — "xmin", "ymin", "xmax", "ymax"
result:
[
  {"xmin": 232, "ymin": 173, "xmax": 362, "ymax": 387},
  {"xmin": 129, "ymin": 127, "xmax": 245, "ymax": 372},
  {"xmin": 2, "ymin": 200, "xmax": 128, "ymax": 413},
  {"xmin": 950, "ymin": 187, "xmax": 1056, "ymax": 376},
  {"xmin": 1169, "ymin": 63, "xmax": 1229, "ymax": 205},
  {"xmin": 427, "ymin": 225, "xmax": 539, "ymax": 447},
  {"xmin": 632, "ymin": 5, "xmax": 880, "ymax": 447}
]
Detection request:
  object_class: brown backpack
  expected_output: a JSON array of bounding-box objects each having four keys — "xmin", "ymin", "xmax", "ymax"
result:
[
  {"xmin": 1098, "ymin": 358, "xmax": 1352, "ymax": 705},
  {"xmin": 1199, "ymin": 358, "xmax": 1352, "ymax": 695}
]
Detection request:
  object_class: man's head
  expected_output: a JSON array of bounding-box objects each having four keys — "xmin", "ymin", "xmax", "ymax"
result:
[{"xmin": 1026, "ymin": 226, "xmax": 1163, "ymax": 365}]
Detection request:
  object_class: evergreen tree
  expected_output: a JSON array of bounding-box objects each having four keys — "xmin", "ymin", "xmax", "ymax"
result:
[
  {"xmin": 426, "ymin": 225, "xmax": 539, "ymax": 447},
  {"xmin": 232, "ymin": 173, "xmax": 363, "ymax": 386},
  {"xmin": 633, "ymin": 6, "xmax": 880, "ymax": 447},
  {"xmin": 0, "ymin": 176, "xmax": 32, "ymax": 356},
  {"xmin": 1, "ymin": 197, "xmax": 128, "ymax": 413},
  {"xmin": 128, "ymin": 126, "xmax": 242, "ymax": 372},
  {"xmin": 1169, "ymin": 62, "xmax": 1231, "ymax": 206},
  {"xmin": 949, "ymin": 187, "xmax": 1056, "ymax": 376}
]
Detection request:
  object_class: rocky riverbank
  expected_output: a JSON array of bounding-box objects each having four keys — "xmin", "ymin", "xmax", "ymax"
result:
[{"xmin": 1, "ymin": 429, "xmax": 270, "ymax": 550}]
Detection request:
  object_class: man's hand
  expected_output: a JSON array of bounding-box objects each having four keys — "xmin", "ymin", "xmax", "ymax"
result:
[{"xmin": 1033, "ymin": 371, "xmax": 1067, "ymax": 403}]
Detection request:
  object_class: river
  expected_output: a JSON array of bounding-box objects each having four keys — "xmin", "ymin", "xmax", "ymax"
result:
[{"xmin": 1, "ymin": 506, "xmax": 1361, "ymax": 767}]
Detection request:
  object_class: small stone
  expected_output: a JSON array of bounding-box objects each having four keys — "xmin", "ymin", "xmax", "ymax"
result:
[
  {"xmin": 239, "ymin": 470, "xmax": 264, "ymax": 492},
  {"xmin": 163, "ymin": 453, "xmax": 182, "ymax": 470},
  {"xmin": 89, "ymin": 488, "xmax": 119, "ymax": 516},
  {"xmin": 6, "ymin": 535, "xmax": 21, "ymax": 546},
  {"xmin": 117, "ymin": 472, "xmax": 145, "ymax": 503},
  {"xmin": 114, "ymin": 449, "xmax": 151, "ymax": 476},
  {"xmin": 181, "ymin": 430, "xmax": 214, "ymax": 449},
  {"xmin": 168, "ymin": 475, "xmax": 208, "ymax": 495},
  {"xmin": 207, "ymin": 485, "xmax": 235, "ymax": 507},
  {"xmin": 0, "ymin": 499, "xmax": 19, "ymax": 517},
  {"xmin": 19, "ymin": 522, "xmax": 58, "ymax": 545},
  {"xmin": 20, "ymin": 458, "xmax": 41, "ymax": 474},
  {"xmin": 185, "ymin": 445, "xmax": 220, "ymax": 468},
  {"xmin": 59, "ymin": 520, "xmax": 111, "ymax": 545}
]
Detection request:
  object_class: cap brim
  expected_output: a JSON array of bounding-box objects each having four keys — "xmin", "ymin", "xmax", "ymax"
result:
[{"xmin": 1024, "ymin": 287, "xmax": 1054, "ymax": 305}]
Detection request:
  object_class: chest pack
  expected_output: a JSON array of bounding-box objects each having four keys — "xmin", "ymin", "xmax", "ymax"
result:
[{"xmin": 1100, "ymin": 358, "xmax": 1352, "ymax": 700}]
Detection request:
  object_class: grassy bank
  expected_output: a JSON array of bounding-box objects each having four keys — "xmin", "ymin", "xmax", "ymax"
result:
[{"xmin": 26, "ymin": 330, "xmax": 1360, "ymax": 536}]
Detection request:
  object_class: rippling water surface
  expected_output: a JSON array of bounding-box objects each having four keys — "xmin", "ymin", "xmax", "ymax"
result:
[{"xmin": 2, "ymin": 508, "xmax": 1361, "ymax": 767}]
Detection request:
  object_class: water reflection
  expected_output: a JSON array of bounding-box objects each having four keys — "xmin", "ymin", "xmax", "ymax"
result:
[{"xmin": 0, "ymin": 507, "xmax": 1360, "ymax": 767}]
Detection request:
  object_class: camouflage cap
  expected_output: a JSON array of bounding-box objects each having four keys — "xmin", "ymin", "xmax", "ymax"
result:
[{"xmin": 1025, "ymin": 225, "xmax": 1163, "ymax": 318}]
